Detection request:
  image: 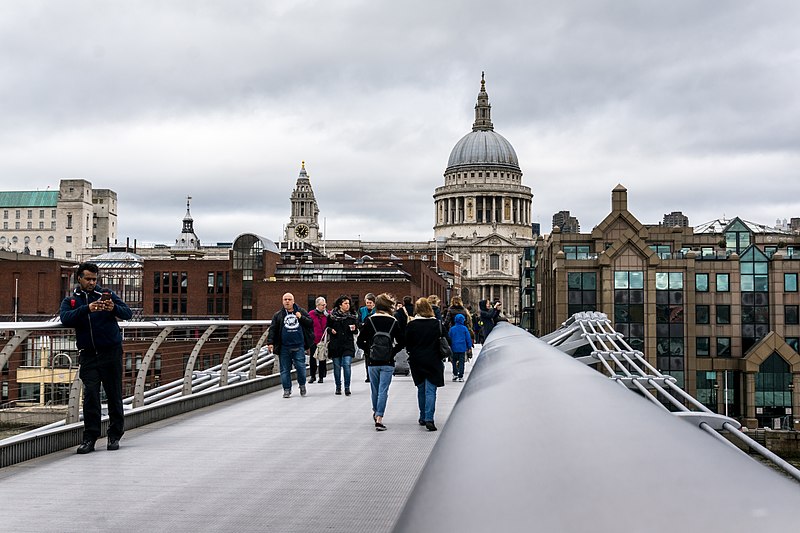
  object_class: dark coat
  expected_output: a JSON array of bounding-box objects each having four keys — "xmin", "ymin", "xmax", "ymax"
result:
[
  {"xmin": 404, "ymin": 316, "xmax": 445, "ymax": 387},
  {"xmin": 357, "ymin": 313, "xmax": 403, "ymax": 366},
  {"xmin": 479, "ymin": 300, "xmax": 500, "ymax": 340},
  {"xmin": 266, "ymin": 304, "xmax": 314, "ymax": 354},
  {"xmin": 326, "ymin": 311, "xmax": 359, "ymax": 358},
  {"xmin": 59, "ymin": 286, "xmax": 132, "ymax": 351},
  {"xmin": 444, "ymin": 304, "xmax": 474, "ymax": 339}
]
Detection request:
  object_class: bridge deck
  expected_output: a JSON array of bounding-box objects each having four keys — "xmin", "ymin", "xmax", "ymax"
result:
[{"xmin": 1, "ymin": 360, "xmax": 470, "ymax": 532}]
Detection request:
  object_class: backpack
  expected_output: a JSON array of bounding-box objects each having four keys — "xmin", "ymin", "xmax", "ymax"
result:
[{"xmin": 368, "ymin": 316, "xmax": 395, "ymax": 364}]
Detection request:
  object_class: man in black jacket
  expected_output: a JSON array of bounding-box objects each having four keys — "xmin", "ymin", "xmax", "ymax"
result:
[
  {"xmin": 267, "ymin": 293, "xmax": 314, "ymax": 398},
  {"xmin": 60, "ymin": 262, "xmax": 132, "ymax": 454}
]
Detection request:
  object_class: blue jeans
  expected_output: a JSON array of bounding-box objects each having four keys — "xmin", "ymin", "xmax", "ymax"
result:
[
  {"xmin": 332, "ymin": 355, "xmax": 353, "ymax": 390},
  {"xmin": 452, "ymin": 352, "xmax": 466, "ymax": 378},
  {"xmin": 416, "ymin": 379, "xmax": 437, "ymax": 422},
  {"xmin": 368, "ymin": 365, "xmax": 394, "ymax": 417},
  {"xmin": 279, "ymin": 345, "xmax": 307, "ymax": 391}
]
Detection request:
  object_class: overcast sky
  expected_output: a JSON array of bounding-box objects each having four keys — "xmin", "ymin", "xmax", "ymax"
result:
[{"xmin": 1, "ymin": 1, "xmax": 799, "ymax": 246}]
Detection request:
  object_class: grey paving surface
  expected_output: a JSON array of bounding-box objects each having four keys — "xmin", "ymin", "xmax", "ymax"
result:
[{"xmin": 0, "ymin": 358, "xmax": 473, "ymax": 533}]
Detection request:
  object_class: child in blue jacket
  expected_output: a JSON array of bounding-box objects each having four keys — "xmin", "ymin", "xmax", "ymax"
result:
[{"xmin": 448, "ymin": 313, "xmax": 473, "ymax": 382}]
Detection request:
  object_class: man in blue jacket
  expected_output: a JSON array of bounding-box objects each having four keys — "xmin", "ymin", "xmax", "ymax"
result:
[
  {"xmin": 448, "ymin": 313, "xmax": 473, "ymax": 382},
  {"xmin": 60, "ymin": 262, "xmax": 132, "ymax": 454}
]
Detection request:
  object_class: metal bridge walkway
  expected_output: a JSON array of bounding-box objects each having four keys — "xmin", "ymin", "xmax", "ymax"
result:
[{"xmin": 0, "ymin": 361, "xmax": 470, "ymax": 533}]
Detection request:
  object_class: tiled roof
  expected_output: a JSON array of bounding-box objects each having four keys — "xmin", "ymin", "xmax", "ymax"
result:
[{"xmin": 0, "ymin": 190, "xmax": 58, "ymax": 207}]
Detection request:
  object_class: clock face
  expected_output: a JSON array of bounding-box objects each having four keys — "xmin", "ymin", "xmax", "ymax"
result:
[{"xmin": 295, "ymin": 224, "xmax": 310, "ymax": 239}]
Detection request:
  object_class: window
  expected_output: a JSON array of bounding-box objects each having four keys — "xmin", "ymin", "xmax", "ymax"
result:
[
  {"xmin": 39, "ymin": 209, "xmax": 44, "ymax": 218},
  {"xmin": 717, "ymin": 337, "xmax": 731, "ymax": 357},
  {"xmin": 66, "ymin": 236, "xmax": 72, "ymax": 243},
  {"xmin": 724, "ymin": 220, "xmax": 752, "ymax": 254},
  {"xmin": 786, "ymin": 305, "xmax": 799, "ymax": 325},
  {"xmin": 786, "ymin": 273, "xmax": 798, "ymax": 293},
  {"xmin": 787, "ymin": 338, "xmax": 799, "ymax": 353},
  {"xmin": 2, "ymin": 210, "xmax": 6, "ymax": 219},
  {"xmin": 567, "ymin": 272, "xmax": 597, "ymax": 315},
  {"xmin": 563, "ymin": 245, "xmax": 591, "ymax": 260},
  {"xmin": 716, "ymin": 305, "xmax": 731, "ymax": 324},
  {"xmin": 655, "ymin": 272, "xmax": 684, "ymax": 385},
  {"xmin": 650, "ymin": 244, "xmax": 671, "ymax": 259},
  {"xmin": 66, "ymin": 214, "xmax": 72, "ymax": 229},
  {"xmin": 697, "ymin": 337, "xmax": 710, "ymax": 356},
  {"xmin": 695, "ymin": 273, "xmax": 709, "ymax": 292},
  {"xmin": 696, "ymin": 305, "xmax": 710, "ymax": 324},
  {"xmin": 740, "ymin": 246, "xmax": 770, "ymax": 354},
  {"xmin": 26, "ymin": 221, "xmax": 32, "ymax": 229},
  {"xmin": 154, "ymin": 272, "xmax": 161, "ymax": 293},
  {"xmin": 15, "ymin": 210, "xmax": 20, "ymax": 219},
  {"xmin": 27, "ymin": 209, "xmax": 32, "ymax": 218},
  {"xmin": 614, "ymin": 271, "xmax": 645, "ymax": 351},
  {"xmin": 489, "ymin": 254, "xmax": 500, "ymax": 270},
  {"xmin": 715, "ymin": 274, "xmax": 729, "ymax": 292}
]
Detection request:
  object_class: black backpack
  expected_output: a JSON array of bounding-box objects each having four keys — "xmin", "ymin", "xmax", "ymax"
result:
[{"xmin": 368, "ymin": 316, "xmax": 396, "ymax": 364}]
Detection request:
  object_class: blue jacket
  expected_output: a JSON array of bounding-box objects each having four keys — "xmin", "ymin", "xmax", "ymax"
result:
[
  {"xmin": 448, "ymin": 314, "xmax": 473, "ymax": 353},
  {"xmin": 59, "ymin": 286, "xmax": 132, "ymax": 351}
]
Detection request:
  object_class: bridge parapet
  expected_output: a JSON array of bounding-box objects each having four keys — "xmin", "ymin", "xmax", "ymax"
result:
[
  {"xmin": 0, "ymin": 319, "xmax": 274, "ymax": 467},
  {"xmin": 394, "ymin": 322, "xmax": 800, "ymax": 533}
]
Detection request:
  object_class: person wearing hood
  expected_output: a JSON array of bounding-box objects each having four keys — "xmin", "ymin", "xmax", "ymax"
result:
[
  {"xmin": 267, "ymin": 293, "xmax": 314, "ymax": 398},
  {"xmin": 327, "ymin": 294, "xmax": 359, "ymax": 396},
  {"xmin": 447, "ymin": 313, "xmax": 473, "ymax": 382}
]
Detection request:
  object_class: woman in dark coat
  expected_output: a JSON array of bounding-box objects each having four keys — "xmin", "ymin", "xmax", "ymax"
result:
[
  {"xmin": 405, "ymin": 297, "xmax": 446, "ymax": 431},
  {"xmin": 327, "ymin": 295, "xmax": 359, "ymax": 396}
]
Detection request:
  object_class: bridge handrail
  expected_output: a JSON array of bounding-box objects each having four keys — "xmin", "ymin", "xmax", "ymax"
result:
[{"xmin": 393, "ymin": 323, "xmax": 800, "ymax": 533}]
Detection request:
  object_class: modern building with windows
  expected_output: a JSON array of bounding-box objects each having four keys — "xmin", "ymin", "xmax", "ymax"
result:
[{"xmin": 530, "ymin": 184, "xmax": 800, "ymax": 430}]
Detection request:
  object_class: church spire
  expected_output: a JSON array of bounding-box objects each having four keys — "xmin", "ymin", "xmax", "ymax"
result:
[
  {"xmin": 472, "ymin": 71, "xmax": 494, "ymax": 132},
  {"xmin": 171, "ymin": 195, "xmax": 203, "ymax": 256}
]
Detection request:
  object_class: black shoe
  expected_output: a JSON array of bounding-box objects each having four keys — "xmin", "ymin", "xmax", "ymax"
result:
[
  {"xmin": 418, "ymin": 419, "xmax": 426, "ymax": 426},
  {"xmin": 345, "ymin": 389, "xmax": 351, "ymax": 396},
  {"xmin": 107, "ymin": 438, "xmax": 120, "ymax": 451},
  {"xmin": 425, "ymin": 422, "xmax": 437, "ymax": 431},
  {"xmin": 375, "ymin": 422, "xmax": 387, "ymax": 431},
  {"xmin": 365, "ymin": 378, "xmax": 370, "ymax": 383},
  {"xmin": 309, "ymin": 377, "xmax": 316, "ymax": 383},
  {"xmin": 318, "ymin": 378, "xmax": 324, "ymax": 383},
  {"xmin": 335, "ymin": 389, "xmax": 342, "ymax": 395},
  {"xmin": 76, "ymin": 440, "xmax": 96, "ymax": 454}
]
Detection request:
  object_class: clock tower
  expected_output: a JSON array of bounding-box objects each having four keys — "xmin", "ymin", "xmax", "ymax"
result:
[{"xmin": 284, "ymin": 161, "xmax": 321, "ymax": 243}]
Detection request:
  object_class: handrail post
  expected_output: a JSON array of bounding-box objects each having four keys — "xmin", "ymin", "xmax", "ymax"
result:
[
  {"xmin": 182, "ymin": 325, "xmax": 219, "ymax": 396},
  {"xmin": 133, "ymin": 326, "xmax": 175, "ymax": 407},
  {"xmin": 219, "ymin": 325, "xmax": 251, "ymax": 386}
]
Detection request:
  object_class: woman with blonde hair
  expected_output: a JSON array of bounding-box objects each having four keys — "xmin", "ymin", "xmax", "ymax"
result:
[{"xmin": 405, "ymin": 297, "xmax": 446, "ymax": 431}]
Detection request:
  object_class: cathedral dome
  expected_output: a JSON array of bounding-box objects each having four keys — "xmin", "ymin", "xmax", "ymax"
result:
[
  {"xmin": 444, "ymin": 73, "xmax": 520, "ymax": 173},
  {"xmin": 446, "ymin": 130, "xmax": 519, "ymax": 170}
]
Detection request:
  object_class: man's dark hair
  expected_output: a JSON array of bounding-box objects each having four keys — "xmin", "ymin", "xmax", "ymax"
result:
[
  {"xmin": 403, "ymin": 295, "xmax": 413, "ymax": 306},
  {"xmin": 76, "ymin": 262, "xmax": 99, "ymax": 280}
]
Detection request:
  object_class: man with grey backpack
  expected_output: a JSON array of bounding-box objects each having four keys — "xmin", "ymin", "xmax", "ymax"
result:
[{"xmin": 357, "ymin": 293, "xmax": 404, "ymax": 431}]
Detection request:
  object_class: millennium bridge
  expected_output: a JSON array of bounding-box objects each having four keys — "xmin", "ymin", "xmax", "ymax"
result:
[{"xmin": 2, "ymin": 317, "xmax": 800, "ymax": 532}]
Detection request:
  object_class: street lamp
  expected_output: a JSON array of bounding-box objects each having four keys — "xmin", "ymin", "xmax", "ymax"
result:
[
  {"xmin": 789, "ymin": 381, "xmax": 795, "ymax": 431},
  {"xmin": 712, "ymin": 381, "xmax": 719, "ymax": 414}
]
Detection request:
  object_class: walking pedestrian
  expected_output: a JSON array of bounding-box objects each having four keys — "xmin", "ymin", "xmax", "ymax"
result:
[
  {"xmin": 448, "ymin": 314, "xmax": 472, "ymax": 382},
  {"xmin": 405, "ymin": 297, "xmax": 446, "ymax": 431},
  {"xmin": 59, "ymin": 262, "xmax": 132, "ymax": 454},
  {"xmin": 267, "ymin": 293, "xmax": 314, "ymax": 398},
  {"xmin": 359, "ymin": 293, "xmax": 376, "ymax": 382},
  {"xmin": 327, "ymin": 294, "xmax": 359, "ymax": 396},
  {"xmin": 357, "ymin": 293, "xmax": 403, "ymax": 431},
  {"xmin": 309, "ymin": 296, "xmax": 328, "ymax": 383}
]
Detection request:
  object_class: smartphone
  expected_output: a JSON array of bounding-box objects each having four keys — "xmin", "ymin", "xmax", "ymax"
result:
[{"xmin": 100, "ymin": 292, "xmax": 111, "ymax": 301}]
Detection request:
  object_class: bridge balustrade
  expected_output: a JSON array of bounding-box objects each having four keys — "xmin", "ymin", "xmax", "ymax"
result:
[
  {"xmin": 0, "ymin": 319, "xmax": 274, "ymax": 467},
  {"xmin": 394, "ymin": 322, "xmax": 800, "ymax": 533}
]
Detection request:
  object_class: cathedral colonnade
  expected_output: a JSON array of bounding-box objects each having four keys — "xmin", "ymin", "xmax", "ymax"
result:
[{"xmin": 436, "ymin": 195, "xmax": 531, "ymax": 226}]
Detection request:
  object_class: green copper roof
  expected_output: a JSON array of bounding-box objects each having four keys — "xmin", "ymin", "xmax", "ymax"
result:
[{"xmin": 0, "ymin": 190, "xmax": 59, "ymax": 207}]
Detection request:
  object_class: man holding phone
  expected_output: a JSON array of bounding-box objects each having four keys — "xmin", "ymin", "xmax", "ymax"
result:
[{"xmin": 60, "ymin": 262, "xmax": 132, "ymax": 454}]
